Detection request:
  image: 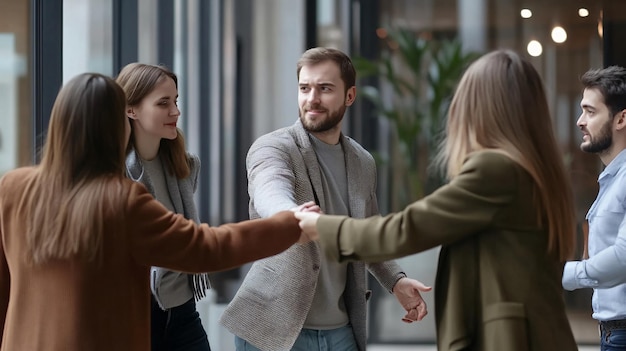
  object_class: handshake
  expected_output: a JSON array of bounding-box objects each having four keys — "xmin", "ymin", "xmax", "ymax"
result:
[{"xmin": 290, "ymin": 201, "xmax": 322, "ymax": 243}]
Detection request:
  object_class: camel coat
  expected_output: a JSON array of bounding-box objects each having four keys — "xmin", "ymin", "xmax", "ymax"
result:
[
  {"xmin": 0, "ymin": 167, "xmax": 301, "ymax": 351},
  {"xmin": 317, "ymin": 151, "xmax": 578, "ymax": 351}
]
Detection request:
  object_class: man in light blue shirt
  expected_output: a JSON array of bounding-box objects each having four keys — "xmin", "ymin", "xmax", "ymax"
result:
[{"xmin": 562, "ymin": 66, "xmax": 626, "ymax": 351}]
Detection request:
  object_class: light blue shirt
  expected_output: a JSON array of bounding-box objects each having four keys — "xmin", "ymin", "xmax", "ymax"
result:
[{"xmin": 562, "ymin": 149, "xmax": 626, "ymax": 321}]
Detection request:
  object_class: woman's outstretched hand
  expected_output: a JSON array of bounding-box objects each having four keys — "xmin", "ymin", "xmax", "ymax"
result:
[
  {"xmin": 290, "ymin": 201, "xmax": 321, "ymax": 243},
  {"xmin": 294, "ymin": 211, "xmax": 321, "ymax": 241}
]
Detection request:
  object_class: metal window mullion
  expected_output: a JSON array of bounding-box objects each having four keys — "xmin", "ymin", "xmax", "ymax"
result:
[
  {"xmin": 31, "ymin": 0, "xmax": 63, "ymax": 162},
  {"xmin": 233, "ymin": 0, "xmax": 254, "ymax": 221},
  {"xmin": 157, "ymin": 0, "xmax": 174, "ymax": 69},
  {"xmin": 112, "ymin": 0, "xmax": 138, "ymax": 75},
  {"xmin": 208, "ymin": 0, "xmax": 223, "ymax": 224},
  {"xmin": 197, "ymin": 0, "xmax": 212, "ymax": 223}
]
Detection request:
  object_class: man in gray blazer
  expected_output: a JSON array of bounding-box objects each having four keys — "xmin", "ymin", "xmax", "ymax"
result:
[{"xmin": 220, "ymin": 47, "xmax": 430, "ymax": 351}]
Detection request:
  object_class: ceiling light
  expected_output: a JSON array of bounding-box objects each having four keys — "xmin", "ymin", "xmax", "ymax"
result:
[
  {"xmin": 578, "ymin": 8, "xmax": 589, "ymax": 17},
  {"xmin": 527, "ymin": 40, "xmax": 543, "ymax": 57},
  {"xmin": 551, "ymin": 26, "xmax": 567, "ymax": 43}
]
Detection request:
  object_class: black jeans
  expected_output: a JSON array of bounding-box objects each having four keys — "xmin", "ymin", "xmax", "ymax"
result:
[{"xmin": 151, "ymin": 297, "xmax": 211, "ymax": 351}]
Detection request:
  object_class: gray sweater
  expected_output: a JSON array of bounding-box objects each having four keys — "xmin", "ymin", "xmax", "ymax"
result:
[{"xmin": 126, "ymin": 149, "xmax": 211, "ymax": 309}]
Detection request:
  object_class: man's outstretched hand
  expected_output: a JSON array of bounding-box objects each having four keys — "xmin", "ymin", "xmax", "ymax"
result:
[{"xmin": 392, "ymin": 277, "xmax": 432, "ymax": 323}]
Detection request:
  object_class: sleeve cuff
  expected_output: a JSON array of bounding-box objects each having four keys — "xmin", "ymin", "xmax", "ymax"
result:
[
  {"xmin": 391, "ymin": 272, "xmax": 408, "ymax": 293},
  {"xmin": 562, "ymin": 261, "xmax": 578, "ymax": 291},
  {"xmin": 562, "ymin": 260, "xmax": 599, "ymax": 290}
]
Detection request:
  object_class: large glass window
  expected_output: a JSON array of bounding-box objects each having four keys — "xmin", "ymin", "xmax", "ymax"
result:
[
  {"xmin": 63, "ymin": 0, "xmax": 113, "ymax": 82},
  {"xmin": 0, "ymin": 1, "xmax": 31, "ymax": 172}
]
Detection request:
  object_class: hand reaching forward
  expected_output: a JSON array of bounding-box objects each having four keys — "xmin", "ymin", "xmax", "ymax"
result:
[
  {"xmin": 293, "ymin": 211, "xmax": 321, "ymax": 241},
  {"xmin": 392, "ymin": 277, "xmax": 432, "ymax": 323},
  {"xmin": 291, "ymin": 201, "xmax": 321, "ymax": 214},
  {"xmin": 290, "ymin": 202, "xmax": 321, "ymax": 243}
]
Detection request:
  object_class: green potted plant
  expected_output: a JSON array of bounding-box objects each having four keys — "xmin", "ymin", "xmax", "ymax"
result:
[{"xmin": 354, "ymin": 28, "xmax": 479, "ymax": 210}]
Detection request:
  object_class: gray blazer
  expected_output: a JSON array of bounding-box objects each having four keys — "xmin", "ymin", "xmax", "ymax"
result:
[
  {"xmin": 220, "ymin": 120, "xmax": 405, "ymax": 351},
  {"xmin": 126, "ymin": 149, "xmax": 210, "ymax": 308}
]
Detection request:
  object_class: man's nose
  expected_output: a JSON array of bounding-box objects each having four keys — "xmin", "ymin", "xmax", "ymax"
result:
[{"xmin": 307, "ymin": 89, "xmax": 320, "ymax": 104}]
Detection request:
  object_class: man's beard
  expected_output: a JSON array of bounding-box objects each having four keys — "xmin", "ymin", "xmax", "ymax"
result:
[
  {"xmin": 581, "ymin": 119, "xmax": 612, "ymax": 154},
  {"xmin": 299, "ymin": 104, "xmax": 346, "ymax": 133}
]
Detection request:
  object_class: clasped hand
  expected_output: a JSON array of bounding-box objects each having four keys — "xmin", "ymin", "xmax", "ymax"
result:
[{"xmin": 290, "ymin": 201, "xmax": 321, "ymax": 243}]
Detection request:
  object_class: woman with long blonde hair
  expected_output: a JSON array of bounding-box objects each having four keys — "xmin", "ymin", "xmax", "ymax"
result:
[
  {"xmin": 0, "ymin": 73, "xmax": 306, "ymax": 351},
  {"xmin": 296, "ymin": 50, "xmax": 578, "ymax": 350}
]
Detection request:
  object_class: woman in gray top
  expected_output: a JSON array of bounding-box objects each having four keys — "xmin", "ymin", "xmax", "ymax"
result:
[{"xmin": 116, "ymin": 63, "xmax": 212, "ymax": 351}]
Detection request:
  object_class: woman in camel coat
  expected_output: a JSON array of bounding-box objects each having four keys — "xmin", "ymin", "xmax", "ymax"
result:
[{"xmin": 0, "ymin": 73, "xmax": 309, "ymax": 351}]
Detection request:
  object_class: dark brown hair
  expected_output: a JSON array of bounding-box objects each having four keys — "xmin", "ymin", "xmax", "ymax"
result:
[
  {"xmin": 581, "ymin": 65, "xmax": 626, "ymax": 118},
  {"xmin": 24, "ymin": 73, "xmax": 129, "ymax": 263}
]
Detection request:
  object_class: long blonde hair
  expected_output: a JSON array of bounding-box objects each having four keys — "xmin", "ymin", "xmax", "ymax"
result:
[
  {"xmin": 438, "ymin": 50, "xmax": 575, "ymax": 260},
  {"xmin": 23, "ymin": 73, "xmax": 129, "ymax": 263},
  {"xmin": 116, "ymin": 63, "xmax": 191, "ymax": 179}
]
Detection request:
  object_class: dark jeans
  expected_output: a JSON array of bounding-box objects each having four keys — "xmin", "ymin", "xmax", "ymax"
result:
[
  {"xmin": 601, "ymin": 320, "xmax": 626, "ymax": 351},
  {"xmin": 151, "ymin": 297, "xmax": 211, "ymax": 351}
]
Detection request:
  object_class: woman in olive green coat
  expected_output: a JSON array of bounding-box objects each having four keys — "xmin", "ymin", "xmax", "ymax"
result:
[{"xmin": 296, "ymin": 50, "xmax": 578, "ymax": 351}]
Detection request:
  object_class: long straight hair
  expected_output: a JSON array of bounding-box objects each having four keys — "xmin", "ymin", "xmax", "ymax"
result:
[
  {"xmin": 437, "ymin": 50, "xmax": 575, "ymax": 260},
  {"xmin": 116, "ymin": 63, "xmax": 190, "ymax": 179},
  {"xmin": 23, "ymin": 73, "xmax": 129, "ymax": 263}
]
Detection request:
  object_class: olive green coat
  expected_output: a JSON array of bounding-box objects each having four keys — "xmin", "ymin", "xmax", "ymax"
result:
[{"xmin": 318, "ymin": 150, "xmax": 577, "ymax": 351}]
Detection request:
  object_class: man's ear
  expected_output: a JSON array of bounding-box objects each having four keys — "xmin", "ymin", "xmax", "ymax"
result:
[
  {"xmin": 345, "ymin": 86, "xmax": 357, "ymax": 107},
  {"xmin": 126, "ymin": 106, "xmax": 137, "ymax": 120},
  {"xmin": 615, "ymin": 109, "xmax": 626, "ymax": 131}
]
